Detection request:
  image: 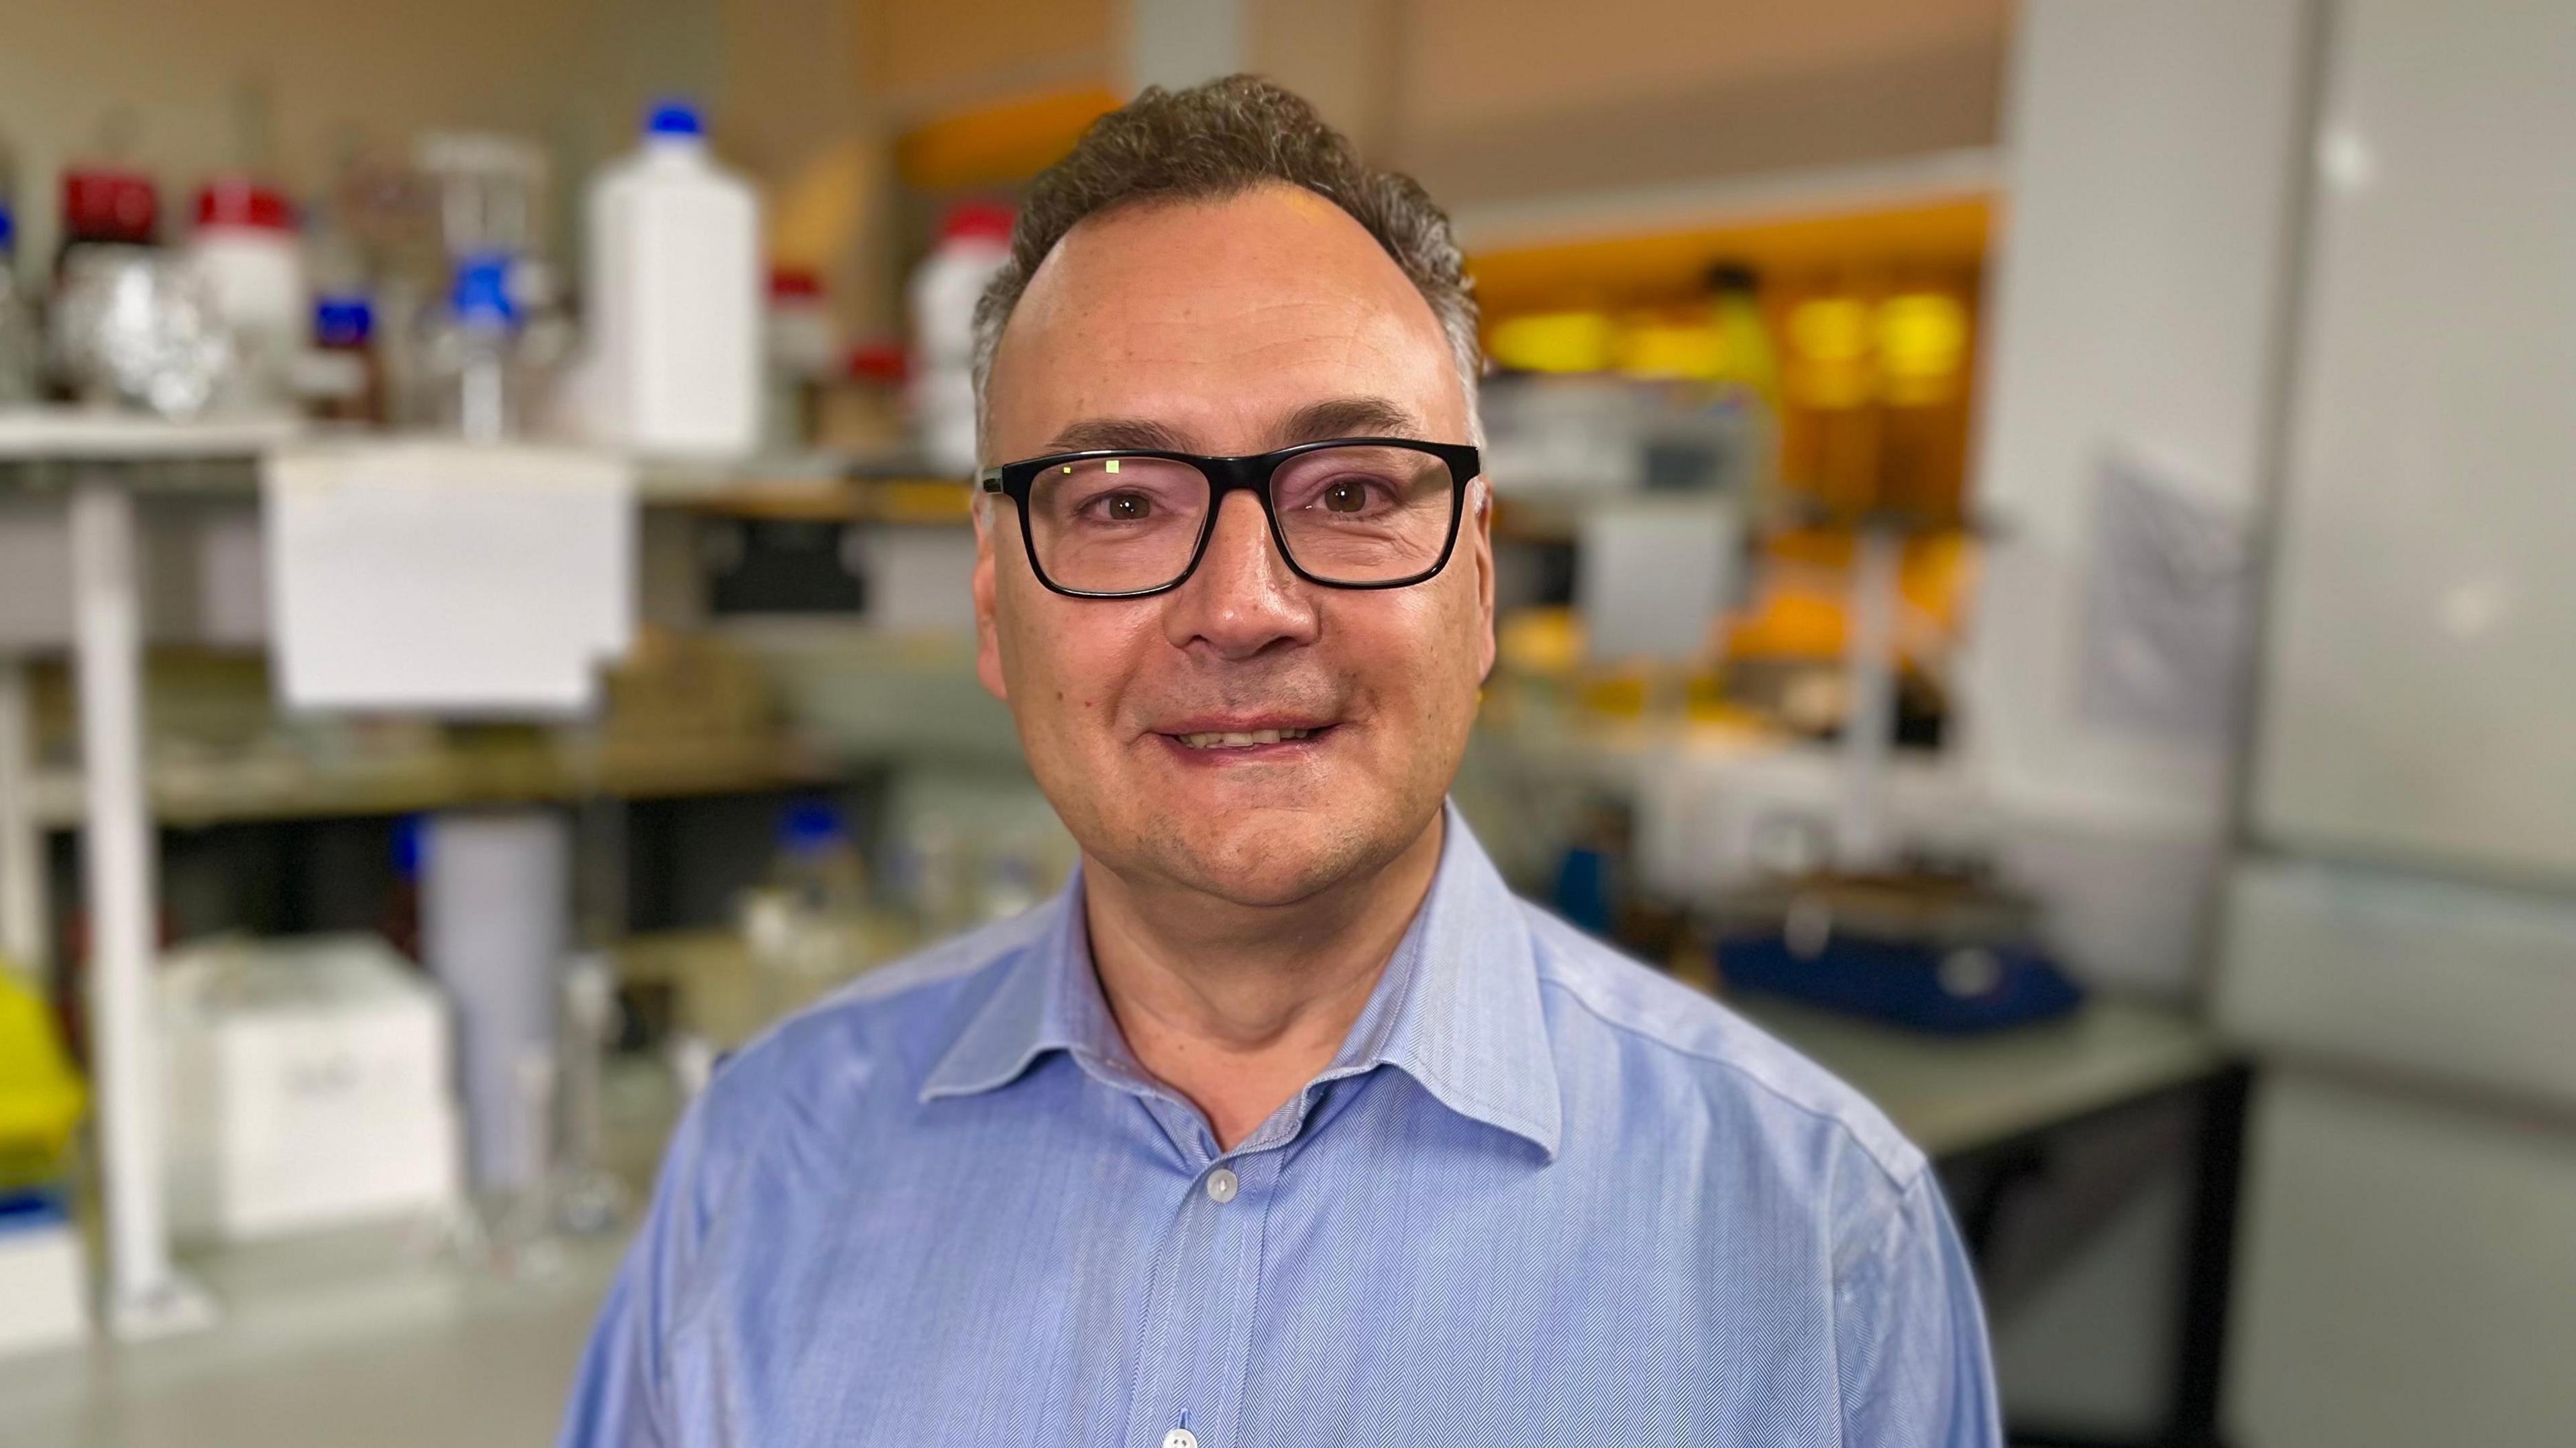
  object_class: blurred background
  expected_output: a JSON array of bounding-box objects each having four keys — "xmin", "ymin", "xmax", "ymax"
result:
[{"xmin": 0, "ymin": 1, "xmax": 2569, "ymax": 1444}]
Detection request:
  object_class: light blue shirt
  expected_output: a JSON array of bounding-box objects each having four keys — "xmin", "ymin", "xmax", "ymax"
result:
[{"xmin": 564, "ymin": 808, "xmax": 1998, "ymax": 1446}]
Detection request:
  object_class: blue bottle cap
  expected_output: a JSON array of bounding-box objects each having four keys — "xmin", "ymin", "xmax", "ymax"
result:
[
  {"xmin": 449, "ymin": 253, "xmax": 517, "ymax": 327},
  {"xmin": 0, "ymin": 203, "xmax": 15, "ymax": 256},
  {"xmin": 645, "ymin": 100, "xmax": 705, "ymax": 139},
  {"xmin": 315, "ymin": 294, "xmax": 374, "ymax": 347},
  {"xmin": 778, "ymin": 799, "xmax": 848, "ymax": 854},
  {"xmin": 390, "ymin": 813, "xmax": 425, "ymax": 880}
]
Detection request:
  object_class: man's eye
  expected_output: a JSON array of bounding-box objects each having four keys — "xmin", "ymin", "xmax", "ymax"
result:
[
  {"xmin": 1322, "ymin": 480, "xmax": 1371, "ymax": 513},
  {"xmin": 1099, "ymin": 492, "xmax": 1152, "ymax": 521}
]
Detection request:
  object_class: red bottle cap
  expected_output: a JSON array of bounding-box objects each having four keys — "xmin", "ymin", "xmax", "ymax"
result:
[
  {"xmin": 845, "ymin": 341, "xmax": 909, "ymax": 384},
  {"xmin": 62, "ymin": 169, "xmax": 160, "ymax": 245},
  {"xmin": 195, "ymin": 176, "xmax": 295, "ymax": 232},
  {"xmin": 939, "ymin": 201, "xmax": 1015, "ymax": 245},
  {"xmin": 768, "ymin": 266, "xmax": 824, "ymax": 300}
]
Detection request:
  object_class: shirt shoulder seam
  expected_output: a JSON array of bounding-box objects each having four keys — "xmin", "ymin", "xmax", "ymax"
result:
[{"xmin": 1532, "ymin": 964, "xmax": 1925, "ymax": 1193}]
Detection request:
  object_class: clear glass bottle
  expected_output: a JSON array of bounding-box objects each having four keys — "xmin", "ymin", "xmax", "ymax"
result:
[
  {"xmin": 0, "ymin": 201, "xmax": 38, "ymax": 405},
  {"xmin": 419, "ymin": 251, "xmax": 521, "ymax": 441}
]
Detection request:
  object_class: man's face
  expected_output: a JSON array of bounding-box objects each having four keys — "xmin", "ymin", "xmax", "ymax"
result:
[{"xmin": 973, "ymin": 182, "xmax": 1493, "ymax": 909}]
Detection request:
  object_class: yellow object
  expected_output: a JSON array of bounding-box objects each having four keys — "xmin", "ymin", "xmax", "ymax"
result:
[
  {"xmin": 0, "ymin": 968, "xmax": 86, "ymax": 1189},
  {"xmin": 1785, "ymin": 295, "xmax": 1878, "ymax": 409},
  {"xmin": 1613, "ymin": 319, "xmax": 1723, "ymax": 380},
  {"xmin": 1488, "ymin": 311, "xmax": 1619, "ymax": 374},
  {"xmin": 1876, "ymin": 291, "xmax": 1972, "ymax": 406},
  {"xmin": 894, "ymin": 87, "xmax": 1122, "ymax": 190},
  {"xmin": 1498, "ymin": 606, "xmax": 1585, "ymax": 675},
  {"xmin": 1709, "ymin": 286, "xmax": 1784, "ymax": 408}
]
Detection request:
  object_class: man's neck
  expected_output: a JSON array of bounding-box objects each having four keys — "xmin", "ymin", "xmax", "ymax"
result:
[{"xmin": 1081, "ymin": 812, "xmax": 1446, "ymax": 1152}]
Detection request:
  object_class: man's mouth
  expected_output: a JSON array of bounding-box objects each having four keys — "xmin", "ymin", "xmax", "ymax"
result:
[{"xmin": 1174, "ymin": 726, "xmax": 1319, "ymax": 750}]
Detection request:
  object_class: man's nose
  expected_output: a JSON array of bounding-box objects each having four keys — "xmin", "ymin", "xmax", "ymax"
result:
[{"xmin": 1163, "ymin": 490, "xmax": 1320, "ymax": 659}]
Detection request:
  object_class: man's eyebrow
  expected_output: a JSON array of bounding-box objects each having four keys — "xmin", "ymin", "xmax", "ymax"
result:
[
  {"xmin": 1275, "ymin": 396, "xmax": 1426, "ymax": 445},
  {"xmin": 1044, "ymin": 417, "xmax": 1195, "ymax": 453}
]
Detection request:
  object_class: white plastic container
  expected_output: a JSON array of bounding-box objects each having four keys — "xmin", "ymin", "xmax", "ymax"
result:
[
  {"xmin": 161, "ymin": 935, "xmax": 462, "ymax": 1243},
  {"xmin": 0, "ymin": 1207, "xmax": 86, "ymax": 1359},
  {"xmin": 907, "ymin": 201, "xmax": 1012, "ymax": 476},
  {"xmin": 584, "ymin": 101, "xmax": 761, "ymax": 459},
  {"xmin": 183, "ymin": 177, "xmax": 307, "ymax": 412}
]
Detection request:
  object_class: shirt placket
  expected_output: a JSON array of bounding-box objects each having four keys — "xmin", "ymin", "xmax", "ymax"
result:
[{"xmin": 1120, "ymin": 1098, "xmax": 1287, "ymax": 1448}]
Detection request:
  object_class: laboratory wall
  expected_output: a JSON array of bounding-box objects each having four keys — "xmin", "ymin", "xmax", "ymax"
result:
[{"xmin": 0, "ymin": 0, "xmax": 720, "ymax": 262}]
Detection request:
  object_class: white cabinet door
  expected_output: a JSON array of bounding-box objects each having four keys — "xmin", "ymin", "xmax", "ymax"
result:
[{"xmin": 2254, "ymin": 0, "xmax": 2576, "ymax": 881}]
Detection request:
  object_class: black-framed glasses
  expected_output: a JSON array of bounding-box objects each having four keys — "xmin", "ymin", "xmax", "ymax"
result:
[{"xmin": 978, "ymin": 437, "xmax": 1480, "ymax": 599}]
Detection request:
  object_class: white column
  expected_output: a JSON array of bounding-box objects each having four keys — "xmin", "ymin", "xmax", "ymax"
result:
[
  {"xmin": 0, "ymin": 657, "xmax": 44, "ymax": 976},
  {"xmin": 71, "ymin": 476, "xmax": 212, "ymax": 1339}
]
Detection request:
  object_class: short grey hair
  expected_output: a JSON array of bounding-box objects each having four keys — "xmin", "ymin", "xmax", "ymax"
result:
[{"xmin": 970, "ymin": 75, "xmax": 1482, "ymax": 455}]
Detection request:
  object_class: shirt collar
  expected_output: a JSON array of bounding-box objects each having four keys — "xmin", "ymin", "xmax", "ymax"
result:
[{"xmin": 920, "ymin": 802, "xmax": 1562, "ymax": 1160}]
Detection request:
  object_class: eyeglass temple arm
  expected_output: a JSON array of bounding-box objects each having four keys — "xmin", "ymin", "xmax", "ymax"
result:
[{"xmin": 976, "ymin": 469, "xmax": 1005, "ymax": 493}]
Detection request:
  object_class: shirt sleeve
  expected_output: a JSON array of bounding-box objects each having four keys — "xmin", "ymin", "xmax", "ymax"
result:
[
  {"xmin": 557, "ymin": 1086, "xmax": 718, "ymax": 1448},
  {"xmin": 1833, "ymin": 1169, "xmax": 2003, "ymax": 1448}
]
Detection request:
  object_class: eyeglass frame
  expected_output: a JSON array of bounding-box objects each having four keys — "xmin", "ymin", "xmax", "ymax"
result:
[{"xmin": 976, "ymin": 437, "xmax": 1483, "ymax": 600}]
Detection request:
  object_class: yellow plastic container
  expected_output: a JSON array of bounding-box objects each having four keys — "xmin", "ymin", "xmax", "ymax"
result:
[{"xmin": 0, "ymin": 967, "xmax": 85, "ymax": 1190}]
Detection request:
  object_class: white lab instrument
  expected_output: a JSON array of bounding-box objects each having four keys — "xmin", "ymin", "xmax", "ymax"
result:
[
  {"xmin": 162, "ymin": 934, "xmax": 462, "ymax": 1243},
  {"xmin": 423, "ymin": 810, "xmax": 570, "ymax": 1195}
]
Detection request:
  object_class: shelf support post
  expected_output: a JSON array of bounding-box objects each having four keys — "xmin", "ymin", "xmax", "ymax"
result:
[{"xmin": 71, "ymin": 472, "xmax": 214, "ymax": 1339}]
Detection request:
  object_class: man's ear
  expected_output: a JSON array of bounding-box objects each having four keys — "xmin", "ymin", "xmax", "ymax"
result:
[
  {"xmin": 1469, "ymin": 477, "xmax": 1498, "ymax": 682},
  {"xmin": 971, "ymin": 496, "xmax": 1010, "ymax": 702}
]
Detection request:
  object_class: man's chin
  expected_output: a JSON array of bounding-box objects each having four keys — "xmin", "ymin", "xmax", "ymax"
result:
[{"xmin": 1132, "ymin": 807, "xmax": 1387, "ymax": 909}]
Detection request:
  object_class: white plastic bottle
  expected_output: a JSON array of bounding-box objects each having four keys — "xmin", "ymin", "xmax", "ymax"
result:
[
  {"xmin": 906, "ymin": 201, "xmax": 1013, "ymax": 476},
  {"xmin": 585, "ymin": 100, "xmax": 760, "ymax": 459},
  {"xmin": 184, "ymin": 177, "xmax": 308, "ymax": 412}
]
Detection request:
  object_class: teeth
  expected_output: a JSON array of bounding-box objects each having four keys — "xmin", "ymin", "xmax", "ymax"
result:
[{"xmin": 1177, "ymin": 727, "xmax": 1313, "ymax": 749}]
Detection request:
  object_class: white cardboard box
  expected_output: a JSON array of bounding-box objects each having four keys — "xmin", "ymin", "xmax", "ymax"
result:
[
  {"xmin": 162, "ymin": 936, "xmax": 463, "ymax": 1243},
  {"xmin": 0, "ymin": 1206, "xmax": 87, "ymax": 1359}
]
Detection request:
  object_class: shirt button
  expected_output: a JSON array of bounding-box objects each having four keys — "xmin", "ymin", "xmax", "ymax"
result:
[
  {"xmin": 1203, "ymin": 1167, "xmax": 1239, "ymax": 1204},
  {"xmin": 1163, "ymin": 1431, "xmax": 1199, "ymax": 1448}
]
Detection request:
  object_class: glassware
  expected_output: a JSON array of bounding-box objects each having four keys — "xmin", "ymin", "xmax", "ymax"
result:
[
  {"xmin": 416, "ymin": 252, "xmax": 520, "ymax": 441},
  {"xmin": 50, "ymin": 245, "xmax": 232, "ymax": 416}
]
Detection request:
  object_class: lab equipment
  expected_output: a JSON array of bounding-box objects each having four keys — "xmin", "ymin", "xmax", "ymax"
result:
[
  {"xmin": 763, "ymin": 268, "xmax": 837, "ymax": 451},
  {"xmin": 908, "ymin": 201, "xmax": 1012, "ymax": 474},
  {"xmin": 0, "ymin": 970, "xmax": 87, "ymax": 1357},
  {"xmin": 182, "ymin": 176, "xmax": 307, "ymax": 410},
  {"xmin": 742, "ymin": 797, "xmax": 888, "ymax": 1021},
  {"xmin": 423, "ymin": 810, "xmax": 569, "ymax": 1196},
  {"xmin": 0, "ymin": 1190, "xmax": 85, "ymax": 1359},
  {"xmin": 49, "ymin": 246, "xmax": 233, "ymax": 416},
  {"xmin": 584, "ymin": 100, "xmax": 761, "ymax": 459},
  {"xmin": 1710, "ymin": 873, "xmax": 2084, "ymax": 1033},
  {"xmin": 305, "ymin": 294, "xmax": 385, "ymax": 424},
  {"xmin": 0, "ymin": 199, "xmax": 38, "ymax": 403},
  {"xmin": 54, "ymin": 166, "xmax": 159, "ymax": 274},
  {"xmin": 160, "ymin": 934, "xmax": 462, "ymax": 1242},
  {"xmin": 419, "ymin": 252, "xmax": 520, "ymax": 440},
  {"xmin": 0, "ymin": 968, "xmax": 85, "ymax": 1192}
]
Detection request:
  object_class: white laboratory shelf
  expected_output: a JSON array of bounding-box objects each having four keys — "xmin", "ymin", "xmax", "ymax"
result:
[{"xmin": 0, "ymin": 408, "xmax": 302, "ymax": 464}]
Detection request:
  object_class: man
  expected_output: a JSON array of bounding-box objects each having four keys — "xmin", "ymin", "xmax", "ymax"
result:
[{"xmin": 564, "ymin": 76, "xmax": 1997, "ymax": 1447}]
